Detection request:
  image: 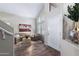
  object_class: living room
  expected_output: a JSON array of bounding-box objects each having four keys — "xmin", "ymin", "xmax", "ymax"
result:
[{"xmin": 0, "ymin": 3, "xmax": 79, "ymax": 56}]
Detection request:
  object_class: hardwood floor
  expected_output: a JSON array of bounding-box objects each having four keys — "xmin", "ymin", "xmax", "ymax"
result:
[{"xmin": 15, "ymin": 41, "xmax": 60, "ymax": 56}]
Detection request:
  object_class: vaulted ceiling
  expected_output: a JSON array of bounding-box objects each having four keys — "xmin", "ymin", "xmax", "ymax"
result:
[{"xmin": 0, "ymin": 3, "xmax": 44, "ymax": 18}]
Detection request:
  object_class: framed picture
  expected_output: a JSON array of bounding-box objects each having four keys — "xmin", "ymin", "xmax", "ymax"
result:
[{"xmin": 19, "ymin": 24, "xmax": 31, "ymax": 32}]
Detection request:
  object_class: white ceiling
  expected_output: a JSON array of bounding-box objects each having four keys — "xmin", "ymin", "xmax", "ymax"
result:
[{"xmin": 0, "ymin": 3, "xmax": 44, "ymax": 18}]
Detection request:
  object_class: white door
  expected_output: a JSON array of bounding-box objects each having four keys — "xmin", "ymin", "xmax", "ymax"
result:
[{"xmin": 46, "ymin": 8, "xmax": 62, "ymax": 51}]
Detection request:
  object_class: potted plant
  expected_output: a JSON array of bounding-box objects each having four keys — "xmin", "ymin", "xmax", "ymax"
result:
[{"xmin": 67, "ymin": 3, "xmax": 79, "ymax": 29}]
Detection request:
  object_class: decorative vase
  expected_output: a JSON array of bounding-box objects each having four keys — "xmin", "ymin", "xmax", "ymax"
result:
[{"xmin": 69, "ymin": 30, "xmax": 76, "ymax": 41}]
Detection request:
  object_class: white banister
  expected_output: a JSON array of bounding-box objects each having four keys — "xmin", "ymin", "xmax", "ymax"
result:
[{"xmin": 0, "ymin": 27, "xmax": 13, "ymax": 36}]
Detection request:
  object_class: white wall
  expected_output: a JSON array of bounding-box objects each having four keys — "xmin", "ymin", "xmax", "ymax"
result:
[
  {"xmin": 0, "ymin": 12, "xmax": 35, "ymax": 34},
  {"xmin": 36, "ymin": 3, "xmax": 63, "ymax": 51}
]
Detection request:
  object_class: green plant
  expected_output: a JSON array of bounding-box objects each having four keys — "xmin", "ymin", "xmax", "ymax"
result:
[
  {"xmin": 66, "ymin": 3, "xmax": 79, "ymax": 28},
  {"xmin": 67, "ymin": 3, "xmax": 79, "ymax": 22}
]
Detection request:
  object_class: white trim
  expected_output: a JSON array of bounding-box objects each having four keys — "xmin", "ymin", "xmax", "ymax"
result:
[{"xmin": 0, "ymin": 27, "xmax": 13, "ymax": 35}]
